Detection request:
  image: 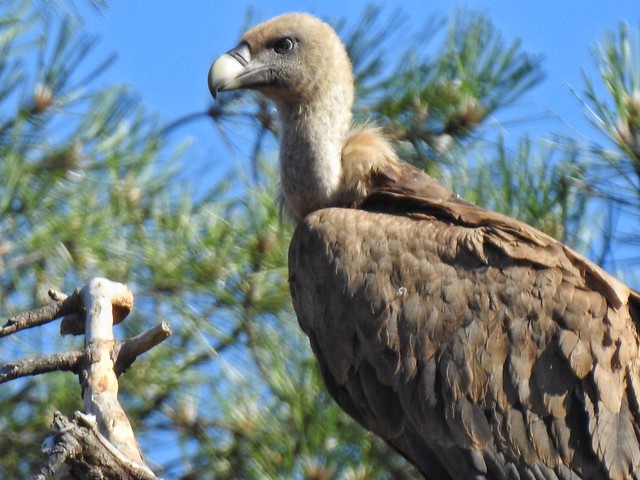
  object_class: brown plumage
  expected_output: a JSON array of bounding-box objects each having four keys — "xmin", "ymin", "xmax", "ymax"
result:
[{"xmin": 209, "ymin": 13, "xmax": 640, "ymax": 479}]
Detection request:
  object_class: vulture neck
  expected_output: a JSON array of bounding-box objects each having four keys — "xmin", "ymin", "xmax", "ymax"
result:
[{"xmin": 278, "ymin": 92, "xmax": 352, "ymax": 221}]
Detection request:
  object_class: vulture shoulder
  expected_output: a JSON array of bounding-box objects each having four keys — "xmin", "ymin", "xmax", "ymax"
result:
[{"xmin": 289, "ymin": 130, "xmax": 640, "ymax": 480}]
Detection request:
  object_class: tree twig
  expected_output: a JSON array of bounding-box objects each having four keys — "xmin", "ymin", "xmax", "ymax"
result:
[
  {"xmin": 0, "ymin": 350, "xmax": 83, "ymax": 384},
  {"xmin": 0, "ymin": 289, "xmax": 83, "ymax": 338},
  {"xmin": 114, "ymin": 321, "xmax": 172, "ymax": 375}
]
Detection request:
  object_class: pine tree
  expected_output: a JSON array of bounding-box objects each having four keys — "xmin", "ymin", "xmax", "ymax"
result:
[{"xmin": 1, "ymin": 1, "xmax": 639, "ymax": 478}]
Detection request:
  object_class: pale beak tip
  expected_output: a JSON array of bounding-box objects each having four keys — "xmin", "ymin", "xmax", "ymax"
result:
[
  {"xmin": 208, "ymin": 47, "xmax": 249, "ymax": 100},
  {"xmin": 209, "ymin": 50, "xmax": 245, "ymax": 99},
  {"xmin": 208, "ymin": 66, "xmax": 221, "ymax": 100}
]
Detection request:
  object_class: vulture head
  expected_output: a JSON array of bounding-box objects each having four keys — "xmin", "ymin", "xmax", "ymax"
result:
[
  {"xmin": 209, "ymin": 13, "xmax": 395, "ymax": 220},
  {"xmin": 209, "ymin": 13, "xmax": 354, "ymax": 110}
]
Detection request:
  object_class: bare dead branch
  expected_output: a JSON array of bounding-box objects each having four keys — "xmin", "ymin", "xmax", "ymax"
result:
[
  {"xmin": 34, "ymin": 413, "xmax": 82, "ymax": 480},
  {"xmin": 34, "ymin": 411, "xmax": 159, "ymax": 480},
  {"xmin": 114, "ymin": 321, "xmax": 172, "ymax": 375},
  {"xmin": 59, "ymin": 312, "xmax": 87, "ymax": 336},
  {"xmin": 0, "ymin": 350, "xmax": 83, "ymax": 384},
  {"xmin": 0, "ymin": 283, "xmax": 135, "ymax": 339},
  {"xmin": 60, "ymin": 282, "xmax": 133, "ymax": 336},
  {"xmin": 0, "ymin": 289, "xmax": 83, "ymax": 338},
  {"xmin": 1, "ymin": 277, "xmax": 170, "ymax": 477},
  {"xmin": 79, "ymin": 278, "xmax": 143, "ymax": 464},
  {"xmin": 0, "ymin": 323, "xmax": 172, "ymax": 384},
  {"xmin": 48, "ymin": 289, "xmax": 68, "ymax": 302}
]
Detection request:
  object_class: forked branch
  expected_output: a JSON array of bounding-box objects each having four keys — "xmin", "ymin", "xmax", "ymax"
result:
[{"xmin": 1, "ymin": 278, "xmax": 171, "ymax": 479}]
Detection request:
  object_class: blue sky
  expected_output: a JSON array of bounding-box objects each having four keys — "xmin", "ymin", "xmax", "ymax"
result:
[{"xmin": 80, "ymin": 1, "xmax": 639, "ymax": 160}]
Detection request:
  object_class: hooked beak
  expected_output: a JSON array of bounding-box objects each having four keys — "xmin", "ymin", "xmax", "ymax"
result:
[{"xmin": 208, "ymin": 43, "xmax": 260, "ymax": 99}]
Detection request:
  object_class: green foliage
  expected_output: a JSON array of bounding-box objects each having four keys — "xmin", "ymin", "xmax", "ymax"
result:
[
  {"xmin": 584, "ymin": 22, "xmax": 640, "ymax": 166},
  {"xmin": 585, "ymin": 24, "xmax": 640, "ymax": 192},
  {"xmin": 575, "ymin": 22, "xmax": 640, "ymax": 270},
  {"xmin": 1, "ymin": 1, "xmax": 639, "ymax": 479},
  {"xmin": 365, "ymin": 9, "xmax": 544, "ymax": 170}
]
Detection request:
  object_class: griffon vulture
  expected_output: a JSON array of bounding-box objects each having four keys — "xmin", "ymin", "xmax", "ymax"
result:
[{"xmin": 208, "ymin": 13, "xmax": 640, "ymax": 480}]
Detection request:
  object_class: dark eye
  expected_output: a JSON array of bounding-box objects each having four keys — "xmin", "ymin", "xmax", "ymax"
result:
[{"xmin": 273, "ymin": 37, "xmax": 294, "ymax": 54}]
